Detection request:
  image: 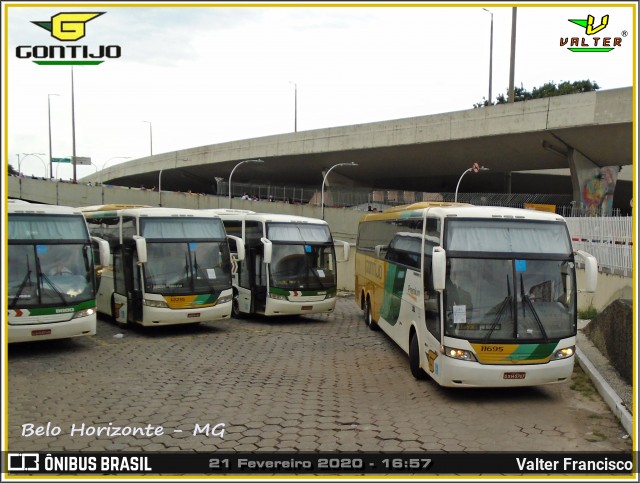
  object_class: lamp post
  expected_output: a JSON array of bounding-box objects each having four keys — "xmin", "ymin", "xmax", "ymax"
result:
[
  {"xmin": 48, "ymin": 93, "xmax": 59, "ymax": 179},
  {"xmin": 18, "ymin": 153, "xmax": 47, "ymax": 177},
  {"xmin": 482, "ymin": 8, "xmax": 493, "ymax": 105},
  {"xmin": 289, "ymin": 81, "xmax": 297, "ymax": 132},
  {"xmin": 159, "ymin": 169, "xmax": 163, "ymax": 206},
  {"xmin": 321, "ymin": 162, "xmax": 358, "ymax": 220},
  {"xmin": 143, "ymin": 121, "xmax": 153, "ymax": 155},
  {"xmin": 228, "ymin": 159, "xmax": 264, "ymax": 208},
  {"xmin": 454, "ymin": 163, "xmax": 489, "ymax": 202},
  {"xmin": 101, "ymin": 156, "xmax": 131, "ymax": 184}
]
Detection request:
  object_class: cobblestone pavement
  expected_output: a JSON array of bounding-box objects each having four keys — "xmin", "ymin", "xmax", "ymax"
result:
[{"xmin": 7, "ymin": 294, "xmax": 632, "ymax": 454}]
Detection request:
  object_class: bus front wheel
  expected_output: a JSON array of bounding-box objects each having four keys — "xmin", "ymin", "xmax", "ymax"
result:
[{"xmin": 409, "ymin": 332, "xmax": 426, "ymax": 380}]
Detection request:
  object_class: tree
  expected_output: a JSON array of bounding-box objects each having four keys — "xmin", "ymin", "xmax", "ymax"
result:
[
  {"xmin": 8, "ymin": 163, "xmax": 18, "ymax": 176},
  {"xmin": 473, "ymin": 80, "xmax": 600, "ymax": 108}
]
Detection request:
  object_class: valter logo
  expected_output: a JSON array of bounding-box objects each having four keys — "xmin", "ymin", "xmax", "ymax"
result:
[
  {"xmin": 560, "ymin": 14, "xmax": 625, "ymax": 52},
  {"xmin": 16, "ymin": 12, "xmax": 122, "ymax": 65}
]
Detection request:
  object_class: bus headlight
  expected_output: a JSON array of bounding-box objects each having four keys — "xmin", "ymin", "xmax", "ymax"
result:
[
  {"xmin": 72, "ymin": 307, "xmax": 95, "ymax": 319},
  {"xmin": 143, "ymin": 299, "xmax": 169, "ymax": 308},
  {"xmin": 553, "ymin": 346, "xmax": 575, "ymax": 360},
  {"xmin": 217, "ymin": 294, "xmax": 232, "ymax": 305},
  {"xmin": 269, "ymin": 293, "xmax": 288, "ymax": 301},
  {"xmin": 443, "ymin": 346, "xmax": 478, "ymax": 362}
]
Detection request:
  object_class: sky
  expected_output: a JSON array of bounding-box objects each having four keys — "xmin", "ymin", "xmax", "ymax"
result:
[{"xmin": 2, "ymin": 1, "xmax": 637, "ymax": 181}]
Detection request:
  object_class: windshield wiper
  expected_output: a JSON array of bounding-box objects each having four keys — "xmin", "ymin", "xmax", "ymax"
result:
[
  {"xmin": 36, "ymin": 254, "xmax": 69, "ymax": 306},
  {"xmin": 484, "ymin": 274, "xmax": 512, "ymax": 342},
  {"xmin": 9, "ymin": 254, "xmax": 33, "ymax": 309},
  {"xmin": 520, "ymin": 274, "xmax": 548, "ymax": 341}
]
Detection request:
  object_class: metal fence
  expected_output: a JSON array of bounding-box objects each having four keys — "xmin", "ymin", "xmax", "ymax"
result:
[{"xmin": 565, "ymin": 216, "xmax": 633, "ymax": 277}]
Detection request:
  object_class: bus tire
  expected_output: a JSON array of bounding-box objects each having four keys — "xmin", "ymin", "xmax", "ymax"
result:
[
  {"xmin": 409, "ymin": 331, "xmax": 426, "ymax": 380},
  {"xmin": 231, "ymin": 290, "xmax": 244, "ymax": 319},
  {"xmin": 364, "ymin": 297, "xmax": 379, "ymax": 331}
]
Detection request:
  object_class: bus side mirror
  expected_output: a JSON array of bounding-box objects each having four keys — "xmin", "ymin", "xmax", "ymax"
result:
[
  {"xmin": 227, "ymin": 235, "xmax": 245, "ymax": 262},
  {"xmin": 575, "ymin": 250, "xmax": 598, "ymax": 293},
  {"xmin": 335, "ymin": 240, "xmax": 350, "ymax": 262},
  {"xmin": 97, "ymin": 239, "xmax": 110, "ymax": 267},
  {"xmin": 432, "ymin": 247, "xmax": 447, "ymax": 291},
  {"xmin": 90, "ymin": 236, "xmax": 111, "ymax": 268},
  {"xmin": 261, "ymin": 237, "xmax": 272, "ymax": 264},
  {"xmin": 133, "ymin": 235, "xmax": 148, "ymax": 264},
  {"xmin": 375, "ymin": 244, "xmax": 387, "ymax": 258}
]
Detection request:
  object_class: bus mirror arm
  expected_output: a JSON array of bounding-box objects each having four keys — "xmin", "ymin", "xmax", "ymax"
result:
[
  {"xmin": 227, "ymin": 235, "xmax": 245, "ymax": 261},
  {"xmin": 432, "ymin": 247, "xmax": 447, "ymax": 291},
  {"xmin": 261, "ymin": 237, "xmax": 272, "ymax": 264},
  {"xmin": 133, "ymin": 235, "xmax": 148, "ymax": 264},
  {"xmin": 335, "ymin": 240, "xmax": 350, "ymax": 262},
  {"xmin": 574, "ymin": 250, "xmax": 598, "ymax": 293}
]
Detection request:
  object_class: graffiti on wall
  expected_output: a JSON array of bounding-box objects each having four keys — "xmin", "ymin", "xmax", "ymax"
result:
[{"xmin": 581, "ymin": 166, "xmax": 618, "ymax": 215}]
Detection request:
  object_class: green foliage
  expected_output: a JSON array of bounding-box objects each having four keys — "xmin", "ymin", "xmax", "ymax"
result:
[
  {"xmin": 473, "ymin": 80, "xmax": 600, "ymax": 108},
  {"xmin": 578, "ymin": 305, "xmax": 598, "ymax": 320},
  {"xmin": 8, "ymin": 163, "xmax": 19, "ymax": 176}
]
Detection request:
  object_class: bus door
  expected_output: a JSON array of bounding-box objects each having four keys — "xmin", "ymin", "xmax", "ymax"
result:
[
  {"xmin": 112, "ymin": 249, "xmax": 128, "ymax": 324},
  {"xmin": 247, "ymin": 245, "xmax": 267, "ymax": 313}
]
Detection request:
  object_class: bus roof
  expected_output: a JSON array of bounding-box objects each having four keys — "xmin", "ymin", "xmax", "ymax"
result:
[
  {"xmin": 201, "ymin": 210, "xmax": 328, "ymax": 225},
  {"xmin": 360, "ymin": 202, "xmax": 566, "ymax": 223},
  {"xmin": 80, "ymin": 204, "xmax": 152, "ymax": 212},
  {"xmin": 82, "ymin": 206, "xmax": 222, "ymax": 218},
  {"xmin": 8, "ymin": 203, "xmax": 84, "ymax": 216}
]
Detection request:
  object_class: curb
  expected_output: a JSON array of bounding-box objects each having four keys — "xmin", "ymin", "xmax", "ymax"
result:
[{"xmin": 575, "ymin": 347, "xmax": 633, "ymax": 438}]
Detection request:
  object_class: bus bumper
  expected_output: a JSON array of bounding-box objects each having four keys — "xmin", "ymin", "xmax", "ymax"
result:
[
  {"xmin": 435, "ymin": 356, "xmax": 575, "ymax": 388},
  {"xmin": 139, "ymin": 301, "xmax": 232, "ymax": 326},
  {"xmin": 264, "ymin": 297, "xmax": 337, "ymax": 316},
  {"xmin": 8, "ymin": 316, "xmax": 97, "ymax": 343}
]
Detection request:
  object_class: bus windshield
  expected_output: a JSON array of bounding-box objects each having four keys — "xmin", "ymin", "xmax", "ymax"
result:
[
  {"xmin": 270, "ymin": 244, "xmax": 336, "ymax": 290},
  {"xmin": 143, "ymin": 241, "xmax": 231, "ymax": 295},
  {"xmin": 8, "ymin": 243, "xmax": 94, "ymax": 308},
  {"xmin": 267, "ymin": 222, "xmax": 336, "ymax": 291},
  {"xmin": 444, "ymin": 258, "xmax": 575, "ymax": 342}
]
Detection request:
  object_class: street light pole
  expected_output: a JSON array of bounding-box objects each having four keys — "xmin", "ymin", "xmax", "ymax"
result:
[
  {"xmin": 48, "ymin": 93, "xmax": 59, "ymax": 179},
  {"xmin": 159, "ymin": 169, "xmax": 163, "ymax": 206},
  {"xmin": 321, "ymin": 162, "xmax": 358, "ymax": 220},
  {"xmin": 101, "ymin": 156, "xmax": 131, "ymax": 184},
  {"xmin": 454, "ymin": 164, "xmax": 489, "ymax": 202},
  {"xmin": 228, "ymin": 159, "xmax": 264, "ymax": 208},
  {"xmin": 289, "ymin": 81, "xmax": 297, "ymax": 132},
  {"xmin": 482, "ymin": 8, "xmax": 493, "ymax": 105},
  {"xmin": 143, "ymin": 121, "xmax": 153, "ymax": 155},
  {"xmin": 18, "ymin": 153, "xmax": 47, "ymax": 177}
]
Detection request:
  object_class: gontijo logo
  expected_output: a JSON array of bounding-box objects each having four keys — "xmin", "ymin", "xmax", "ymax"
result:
[
  {"xmin": 16, "ymin": 12, "xmax": 121, "ymax": 65},
  {"xmin": 560, "ymin": 14, "xmax": 625, "ymax": 52}
]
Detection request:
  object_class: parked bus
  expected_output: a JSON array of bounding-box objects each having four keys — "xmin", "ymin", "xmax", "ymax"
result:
[
  {"xmin": 355, "ymin": 202, "xmax": 598, "ymax": 388},
  {"xmin": 203, "ymin": 210, "xmax": 350, "ymax": 317},
  {"xmin": 8, "ymin": 201, "xmax": 109, "ymax": 343},
  {"xmin": 80, "ymin": 205, "xmax": 243, "ymax": 327}
]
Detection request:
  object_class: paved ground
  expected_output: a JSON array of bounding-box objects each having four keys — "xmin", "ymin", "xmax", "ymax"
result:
[{"xmin": 8, "ymin": 294, "xmax": 632, "ymax": 456}]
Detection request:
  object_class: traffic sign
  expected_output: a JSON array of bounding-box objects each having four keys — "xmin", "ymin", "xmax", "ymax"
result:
[
  {"xmin": 472, "ymin": 162, "xmax": 480, "ymax": 173},
  {"xmin": 73, "ymin": 156, "xmax": 92, "ymax": 165},
  {"xmin": 52, "ymin": 157, "xmax": 72, "ymax": 163}
]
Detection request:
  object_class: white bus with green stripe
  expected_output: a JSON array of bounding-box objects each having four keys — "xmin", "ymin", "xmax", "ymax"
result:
[
  {"xmin": 204, "ymin": 210, "xmax": 350, "ymax": 317},
  {"xmin": 81, "ymin": 205, "xmax": 243, "ymax": 327},
  {"xmin": 355, "ymin": 202, "xmax": 598, "ymax": 388},
  {"xmin": 8, "ymin": 202, "xmax": 109, "ymax": 343}
]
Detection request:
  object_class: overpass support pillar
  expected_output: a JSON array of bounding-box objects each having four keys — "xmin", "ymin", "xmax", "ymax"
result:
[{"xmin": 568, "ymin": 149, "xmax": 621, "ymax": 216}]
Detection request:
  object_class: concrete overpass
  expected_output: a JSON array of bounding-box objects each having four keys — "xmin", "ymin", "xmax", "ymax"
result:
[{"xmin": 82, "ymin": 87, "xmax": 633, "ymax": 212}]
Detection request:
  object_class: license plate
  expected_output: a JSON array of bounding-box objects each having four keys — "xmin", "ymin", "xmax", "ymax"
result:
[
  {"xmin": 503, "ymin": 372, "xmax": 526, "ymax": 380},
  {"xmin": 32, "ymin": 329, "xmax": 52, "ymax": 336},
  {"xmin": 301, "ymin": 306, "xmax": 313, "ymax": 311},
  {"xmin": 187, "ymin": 313, "xmax": 200, "ymax": 318}
]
